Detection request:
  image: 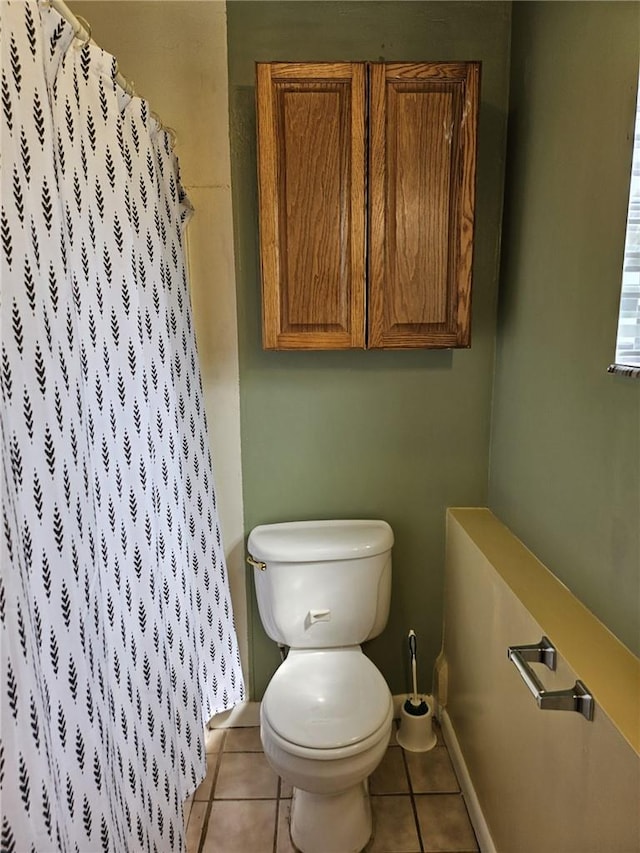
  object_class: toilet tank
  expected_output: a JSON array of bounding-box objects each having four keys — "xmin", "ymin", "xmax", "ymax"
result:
[{"xmin": 247, "ymin": 520, "xmax": 393, "ymax": 648}]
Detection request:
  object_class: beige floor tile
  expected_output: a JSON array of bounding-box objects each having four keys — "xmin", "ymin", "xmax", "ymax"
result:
[
  {"xmin": 204, "ymin": 727, "xmax": 226, "ymax": 754},
  {"xmin": 415, "ymin": 794, "xmax": 478, "ymax": 852},
  {"xmin": 276, "ymin": 799, "xmax": 299, "ymax": 853},
  {"xmin": 370, "ymin": 746, "xmax": 410, "ymax": 794},
  {"xmin": 202, "ymin": 800, "xmax": 277, "ymax": 853},
  {"xmin": 406, "ymin": 747, "xmax": 460, "ymax": 793},
  {"xmin": 224, "ymin": 726, "xmax": 263, "ymax": 752},
  {"xmin": 214, "ymin": 751, "xmax": 279, "ymax": 799},
  {"xmin": 185, "ymin": 801, "xmax": 208, "ymax": 853},
  {"xmin": 367, "ymin": 795, "xmax": 421, "ymax": 852},
  {"xmin": 194, "ymin": 756, "xmax": 218, "ymax": 801}
]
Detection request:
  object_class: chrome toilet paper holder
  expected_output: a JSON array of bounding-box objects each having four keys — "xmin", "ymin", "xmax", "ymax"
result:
[{"xmin": 508, "ymin": 636, "xmax": 594, "ymax": 721}]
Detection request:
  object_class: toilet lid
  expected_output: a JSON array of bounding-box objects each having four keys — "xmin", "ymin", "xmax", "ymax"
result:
[{"xmin": 262, "ymin": 649, "xmax": 392, "ymax": 750}]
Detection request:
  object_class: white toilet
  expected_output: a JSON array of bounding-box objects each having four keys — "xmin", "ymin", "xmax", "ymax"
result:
[{"xmin": 247, "ymin": 519, "xmax": 394, "ymax": 853}]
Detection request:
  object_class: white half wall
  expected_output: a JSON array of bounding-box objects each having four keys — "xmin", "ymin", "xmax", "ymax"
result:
[{"xmin": 441, "ymin": 508, "xmax": 639, "ymax": 853}]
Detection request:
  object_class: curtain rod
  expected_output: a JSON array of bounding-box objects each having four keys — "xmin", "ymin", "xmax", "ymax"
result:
[{"xmin": 46, "ymin": 0, "xmax": 136, "ymax": 96}]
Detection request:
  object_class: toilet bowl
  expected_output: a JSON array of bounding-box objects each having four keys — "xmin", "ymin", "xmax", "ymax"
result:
[
  {"xmin": 261, "ymin": 648, "xmax": 393, "ymax": 853},
  {"xmin": 247, "ymin": 520, "xmax": 394, "ymax": 853}
]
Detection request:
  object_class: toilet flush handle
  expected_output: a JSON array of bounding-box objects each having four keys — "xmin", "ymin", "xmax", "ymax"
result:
[
  {"xmin": 305, "ymin": 609, "xmax": 331, "ymax": 628},
  {"xmin": 246, "ymin": 552, "xmax": 267, "ymax": 571}
]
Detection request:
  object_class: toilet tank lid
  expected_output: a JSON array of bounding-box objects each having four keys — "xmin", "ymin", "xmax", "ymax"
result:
[{"xmin": 248, "ymin": 519, "xmax": 393, "ymax": 563}]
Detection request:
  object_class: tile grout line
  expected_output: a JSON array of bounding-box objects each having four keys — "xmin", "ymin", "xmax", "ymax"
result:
[
  {"xmin": 195, "ymin": 728, "xmax": 228, "ymax": 853},
  {"xmin": 200, "ymin": 796, "xmax": 282, "ymax": 801},
  {"xmin": 399, "ymin": 741, "xmax": 425, "ymax": 853},
  {"xmin": 273, "ymin": 776, "xmax": 282, "ymax": 853}
]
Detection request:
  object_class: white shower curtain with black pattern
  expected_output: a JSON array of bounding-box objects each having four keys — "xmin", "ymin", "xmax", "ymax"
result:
[{"xmin": 0, "ymin": 2, "xmax": 245, "ymax": 851}]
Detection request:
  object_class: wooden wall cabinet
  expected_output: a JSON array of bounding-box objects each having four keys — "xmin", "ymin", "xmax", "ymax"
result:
[{"xmin": 256, "ymin": 61, "xmax": 480, "ymax": 350}]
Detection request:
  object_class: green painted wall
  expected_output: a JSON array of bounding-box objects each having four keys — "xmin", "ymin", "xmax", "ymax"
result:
[
  {"xmin": 227, "ymin": 1, "xmax": 511, "ymax": 698},
  {"xmin": 489, "ymin": 3, "xmax": 640, "ymax": 656}
]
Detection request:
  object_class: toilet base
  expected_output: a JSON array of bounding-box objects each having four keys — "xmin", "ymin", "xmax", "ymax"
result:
[{"xmin": 290, "ymin": 781, "xmax": 371, "ymax": 853}]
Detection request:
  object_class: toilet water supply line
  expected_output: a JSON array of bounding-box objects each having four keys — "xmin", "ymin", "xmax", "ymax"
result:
[{"xmin": 404, "ymin": 630, "xmax": 429, "ymax": 716}]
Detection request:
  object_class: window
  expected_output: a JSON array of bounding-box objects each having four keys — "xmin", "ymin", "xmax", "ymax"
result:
[{"xmin": 610, "ymin": 74, "xmax": 640, "ymax": 378}]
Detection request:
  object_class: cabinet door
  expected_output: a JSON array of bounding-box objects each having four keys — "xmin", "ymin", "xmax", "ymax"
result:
[
  {"xmin": 368, "ymin": 62, "xmax": 480, "ymax": 349},
  {"xmin": 256, "ymin": 63, "xmax": 366, "ymax": 350}
]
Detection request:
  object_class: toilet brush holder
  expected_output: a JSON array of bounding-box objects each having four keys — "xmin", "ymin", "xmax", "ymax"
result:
[{"xmin": 396, "ymin": 695, "xmax": 437, "ymax": 752}]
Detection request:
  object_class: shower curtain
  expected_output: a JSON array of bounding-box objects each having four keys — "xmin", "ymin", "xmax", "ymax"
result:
[{"xmin": 1, "ymin": 2, "xmax": 245, "ymax": 851}]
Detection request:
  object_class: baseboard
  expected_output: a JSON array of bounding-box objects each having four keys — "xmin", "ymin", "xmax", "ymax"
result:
[
  {"xmin": 213, "ymin": 695, "xmax": 430, "ymax": 728},
  {"xmin": 208, "ymin": 700, "xmax": 260, "ymax": 728},
  {"xmin": 437, "ymin": 705, "xmax": 496, "ymax": 853}
]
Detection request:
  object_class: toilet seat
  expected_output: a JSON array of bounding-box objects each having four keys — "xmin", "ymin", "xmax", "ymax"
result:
[{"xmin": 261, "ymin": 647, "xmax": 392, "ymax": 752}]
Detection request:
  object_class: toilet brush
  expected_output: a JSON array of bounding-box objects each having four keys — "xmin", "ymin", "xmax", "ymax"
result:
[
  {"xmin": 404, "ymin": 630, "xmax": 429, "ymax": 716},
  {"xmin": 397, "ymin": 629, "xmax": 437, "ymax": 752}
]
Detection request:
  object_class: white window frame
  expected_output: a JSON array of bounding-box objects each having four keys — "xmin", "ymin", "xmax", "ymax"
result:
[{"xmin": 610, "ymin": 74, "xmax": 640, "ymax": 378}]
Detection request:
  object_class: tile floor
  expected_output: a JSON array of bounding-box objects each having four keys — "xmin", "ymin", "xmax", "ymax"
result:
[{"xmin": 183, "ymin": 719, "xmax": 479, "ymax": 853}]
